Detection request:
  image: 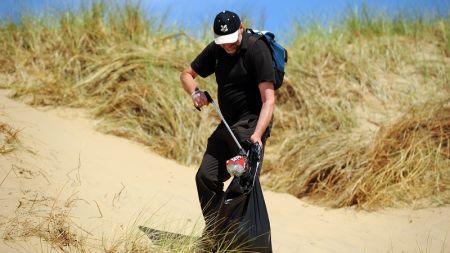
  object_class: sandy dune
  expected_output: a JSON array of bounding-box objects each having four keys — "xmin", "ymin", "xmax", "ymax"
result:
[{"xmin": 1, "ymin": 89, "xmax": 449, "ymax": 253}]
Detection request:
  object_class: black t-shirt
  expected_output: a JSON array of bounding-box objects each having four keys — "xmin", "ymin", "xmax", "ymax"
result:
[{"xmin": 191, "ymin": 32, "xmax": 274, "ymax": 125}]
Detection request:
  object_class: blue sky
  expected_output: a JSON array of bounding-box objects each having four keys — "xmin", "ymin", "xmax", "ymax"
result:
[{"xmin": 1, "ymin": 0, "xmax": 449, "ymax": 42}]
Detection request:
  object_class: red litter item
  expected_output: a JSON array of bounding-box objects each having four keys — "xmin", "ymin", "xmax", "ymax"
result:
[{"xmin": 226, "ymin": 155, "xmax": 248, "ymax": 177}]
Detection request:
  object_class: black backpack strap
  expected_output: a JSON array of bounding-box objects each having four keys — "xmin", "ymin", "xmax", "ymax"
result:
[
  {"xmin": 246, "ymin": 29, "xmax": 262, "ymax": 50},
  {"xmin": 241, "ymin": 30, "xmax": 262, "ymax": 74},
  {"xmin": 247, "ymin": 34, "xmax": 259, "ymax": 48}
]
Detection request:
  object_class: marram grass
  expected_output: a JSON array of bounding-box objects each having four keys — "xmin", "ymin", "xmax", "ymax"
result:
[
  {"xmin": 0, "ymin": 2, "xmax": 449, "ymax": 210},
  {"xmin": 0, "ymin": 122, "xmax": 20, "ymax": 154}
]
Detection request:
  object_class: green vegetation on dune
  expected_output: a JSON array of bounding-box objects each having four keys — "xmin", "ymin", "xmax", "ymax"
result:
[{"xmin": 0, "ymin": 2, "xmax": 449, "ymax": 210}]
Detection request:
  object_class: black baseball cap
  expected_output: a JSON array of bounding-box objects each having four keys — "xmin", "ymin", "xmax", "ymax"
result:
[{"xmin": 213, "ymin": 10, "xmax": 241, "ymax": 44}]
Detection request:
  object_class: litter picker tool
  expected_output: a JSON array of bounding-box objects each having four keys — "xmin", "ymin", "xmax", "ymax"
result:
[
  {"xmin": 198, "ymin": 91, "xmax": 254, "ymax": 177},
  {"xmin": 203, "ymin": 91, "xmax": 246, "ymax": 156}
]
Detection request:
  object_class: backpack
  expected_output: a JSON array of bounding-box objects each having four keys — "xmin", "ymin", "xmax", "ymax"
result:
[{"xmin": 246, "ymin": 28, "xmax": 288, "ymax": 90}]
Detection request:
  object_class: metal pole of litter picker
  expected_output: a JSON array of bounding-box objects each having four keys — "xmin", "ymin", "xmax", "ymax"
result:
[{"xmin": 204, "ymin": 91, "xmax": 246, "ymax": 155}]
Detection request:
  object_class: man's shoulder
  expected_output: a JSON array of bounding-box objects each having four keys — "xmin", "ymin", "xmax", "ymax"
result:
[
  {"xmin": 242, "ymin": 30, "xmax": 269, "ymax": 50},
  {"xmin": 197, "ymin": 41, "xmax": 221, "ymax": 59},
  {"xmin": 245, "ymin": 37, "xmax": 270, "ymax": 57},
  {"xmin": 205, "ymin": 41, "xmax": 220, "ymax": 51}
]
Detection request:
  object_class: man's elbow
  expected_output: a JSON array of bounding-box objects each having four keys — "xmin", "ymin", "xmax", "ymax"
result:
[
  {"xmin": 265, "ymin": 89, "xmax": 276, "ymax": 106},
  {"xmin": 265, "ymin": 98, "xmax": 275, "ymax": 108},
  {"xmin": 180, "ymin": 67, "xmax": 197, "ymax": 82},
  {"xmin": 263, "ymin": 95, "xmax": 275, "ymax": 108},
  {"xmin": 180, "ymin": 69, "xmax": 188, "ymax": 82}
]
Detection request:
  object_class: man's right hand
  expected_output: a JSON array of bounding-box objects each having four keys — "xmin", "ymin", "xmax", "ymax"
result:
[{"xmin": 191, "ymin": 89, "xmax": 209, "ymax": 109}]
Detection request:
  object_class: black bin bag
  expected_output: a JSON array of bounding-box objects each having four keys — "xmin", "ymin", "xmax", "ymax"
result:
[{"xmin": 215, "ymin": 143, "xmax": 272, "ymax": 253}]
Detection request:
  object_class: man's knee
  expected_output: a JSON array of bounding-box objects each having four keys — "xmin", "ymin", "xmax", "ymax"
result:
[
  {"xmin": 195, "ymin": 169, "xmax": 205, "ymax": 186},
  {"xmin": 196, "ymin": 168, "xmax": 213, "ymax": 187},
  {"xmin": 196, "ymin": 167, "xmax": 222, "ymax": 192}
]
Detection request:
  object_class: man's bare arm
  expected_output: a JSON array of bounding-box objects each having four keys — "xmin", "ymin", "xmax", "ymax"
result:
[{"xmin": 251, "ymin": 82, "xmax": 275, "ymax": 145}]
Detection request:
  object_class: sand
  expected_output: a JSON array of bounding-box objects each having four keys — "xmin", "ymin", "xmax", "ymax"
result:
[{"xmin": 1, "ymin": 89, "xmax": 449, "ymax": 253}]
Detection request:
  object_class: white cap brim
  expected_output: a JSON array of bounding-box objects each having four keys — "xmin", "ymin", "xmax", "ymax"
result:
[{"xmin": 214, "ymin": 29, "xmax": 239, "ymax": 44}]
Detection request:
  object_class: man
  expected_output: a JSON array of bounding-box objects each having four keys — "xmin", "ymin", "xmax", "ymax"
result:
[{"xmin": 180, "ymin": 10, "xmax": 275, "ymax": 246}]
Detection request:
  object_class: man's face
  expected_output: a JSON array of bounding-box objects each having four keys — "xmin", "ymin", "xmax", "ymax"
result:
[{"xmin": 220, "ymin": 28, "xmax": 242, "ymax": 55}]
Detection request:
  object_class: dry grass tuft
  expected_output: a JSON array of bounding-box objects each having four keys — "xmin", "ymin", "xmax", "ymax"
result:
[
  {"xmin": 2, "ymin": 193, "xmax": 88, "ymax": 252},
  {"xmin": 0, "ymin": 122, "xmax": 20, "ymax": 154},
  {"xmin": 354, "ymin": 101, "xmax": 450, "ymax": 208},
  {"xmin": 102, "ymin": 211, "xmax": 249, "ymax": 253},
  {"xmin": 267, "ymin": 100, "xmax": 450, "ymax": 209}
]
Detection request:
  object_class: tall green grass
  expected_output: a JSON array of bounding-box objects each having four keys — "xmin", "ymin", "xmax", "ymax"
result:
[{"xmin": 0, "ymin": 2, "xmax": 449, "ymax": 210}]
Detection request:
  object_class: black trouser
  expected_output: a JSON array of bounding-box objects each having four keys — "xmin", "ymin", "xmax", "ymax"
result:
[{"xmin": 195, "ymin": 116, "xmax": 270, "ymax": 231}]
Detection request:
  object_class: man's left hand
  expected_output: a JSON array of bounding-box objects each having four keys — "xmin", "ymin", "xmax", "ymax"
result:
[{"xmin": 250, "ymin": 134, "xmax": 262, "ymax": 147}]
